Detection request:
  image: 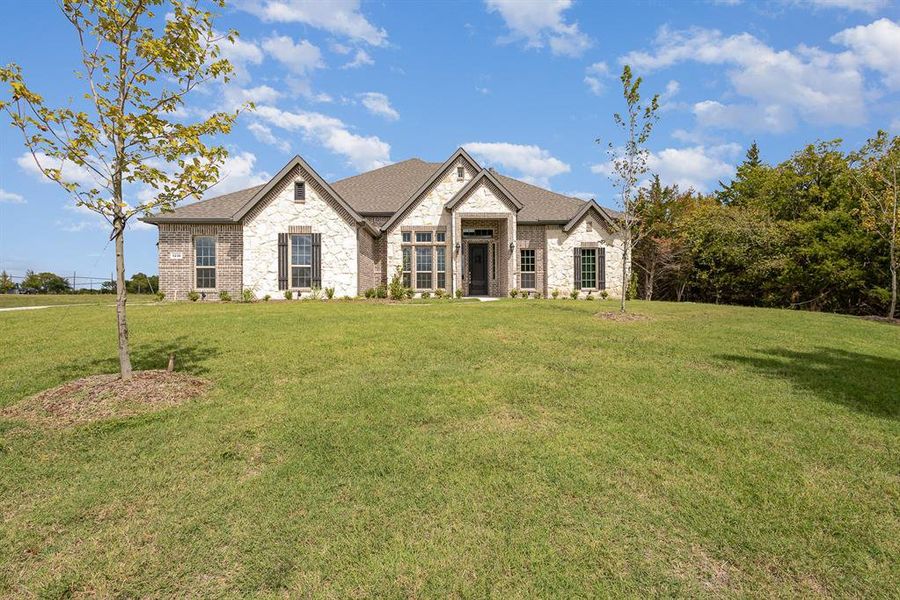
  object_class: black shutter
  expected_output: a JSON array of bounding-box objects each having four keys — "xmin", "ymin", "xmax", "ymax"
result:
[
  {"xmin": 278, "ymin": 233, "xmax": 288, "ymax": 290},
  {"xmin": 599, "ymin": 247, "xmax": 606, "ymax": 290},
  {"xmin": 573, "ymin": 247, "xmax": 581, "ymax": 290},
  {"xmin": 311, "ymin": 233, "xmax": 322, "ymax": 288}
]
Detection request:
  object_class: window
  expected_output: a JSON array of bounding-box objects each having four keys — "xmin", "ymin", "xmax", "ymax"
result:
[
  {"xmin": 457, "ymin": 166, "xmax": 464, "ymax": 181},
  {"xmin": 402, "ymin": 231, "xmax": 411, "ymax": 243},
  {"xmin": 294, "ymin": 181, "xmax": 306, "ymax": 202},
  {"xmin": 520, "ymin": 249, "xmax": 535, "ymax": 289},
  {"xmin": 291, "ymin": 234, "xmax": 312, "ymax": 288},
  {"xmin": 402, "ymin": 247, "xmax": 411, "ymax": 287},
  {"xmin": 415, "ymin": 246, "xmax": 432, "ymax": 289},
  {"xmin": 436, "ymin": 246, "xmax": 446, "ymax": 289},
  {"xmin": 415, "ymin": 231, "xmax": 432, "ymax": 243},
  {"xmin": 463, "ymin": 228, "xmax": 493, "ymax": 238},
  {"xmin": 195, "ymin": 237, "xmax": 216, "ymax": 288},
  {"xmin": 436, "ymin": 231, "xmax": 446, "ymax": 242},
  {"xmin": 581, "ymin": 248, "xmax": 597, "ymax": 289}
]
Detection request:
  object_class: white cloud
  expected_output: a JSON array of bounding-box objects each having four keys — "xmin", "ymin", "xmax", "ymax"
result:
[
  {"xmin": 217, "ymin": 35, "xmax": 264, "ymax": 82},
  {"xmin": 238, "ymin": 0, "xmax": 387, "ymax": 46},
  {"xmin": 0, "ymin": 188, "xmax": 25, "ymax": 204},
  {"xmin": 891, "ymin": 118, "xmax": 900, "ymax": 133},
  {"xmin": 359, "ymin": 92, "xmax": 399, "ymax": 121},
  {"xmin": 341, "ymin": 49, "xmax": 374, "ymax": 69},
  {"xmin": 262, "ymin": 35, "xmax": 324, "ymax": 75},
  {"xmin": 255, "ymin": 105, "xmax": 391, "ymax": 171},
  {"xmin": 248, "ymin": 122, "xmax": 291, "ymax": 152},
  {"xmin": 203, "ymin": 151, "xmax": 272, "ymax": 197},
  {"xmin": 584, "ymin": 61, "xmax": 609, "ymax": 95},
  {"xmin": 485, "ymin": 0, "xmax": 592, "ymax": 57},
  {"xmin": 800, "ymin": 0, "xmax": 888, "ymax": 12},
  {"xmin": 463, "ymin": 142, "xmax": 570, "ymax": 187},
  {"xmin": 621, "ymin": 24, "xmax": 869, "ymax": 131},
  {"xmin": 17, "ymin": 152, "xmax": 101, "ymax": 187},
  {"xmin": 591, "ymin": 144, "xmax": 741, "ymax": 192},
  {"xmin": 831, "ymin": 18, "xmax": 900, "ymax": 89},
  {"xmin": 222, "ymin": 84, "xmax": 283, "ymax": 111},
  {"xmin": 565, "ymin": 190, "xmax": 595, "ymax": 201}
]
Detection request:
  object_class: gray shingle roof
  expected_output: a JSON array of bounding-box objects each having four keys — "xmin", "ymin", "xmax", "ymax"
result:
[{"xmin": 144, "ymin": 156, "xmax": 620, "ymax": 226}]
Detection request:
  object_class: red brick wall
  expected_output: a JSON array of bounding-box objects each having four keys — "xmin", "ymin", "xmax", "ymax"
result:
[{"xmin": 158, "ymin": 223, "xmax": 242, "ymax": 300}]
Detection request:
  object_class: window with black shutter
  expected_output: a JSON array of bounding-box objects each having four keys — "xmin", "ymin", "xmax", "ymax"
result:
[
  {"xmin": 277, "ymin": 233, "xmax": 288, "ymax": 290},
  {"xmin": 311, "ymin": 233, "xmax": 321, "ymax": 288},
  {"xmin": 599, "ymin": 247, "xmax": 606, "ymax": 290},
  {"xmin": 573, "ymin": 247, "xmax": 582, "ymax": 290}
]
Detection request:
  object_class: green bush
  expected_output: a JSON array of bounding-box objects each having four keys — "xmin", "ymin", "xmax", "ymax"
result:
[
  {"xmin": 325, "ymin": 287, "xmax": 335, "ymax": 300},
  {"xmin": 155, "ymin": 291, "xmax": 165, "ymax": 302},
  {"xmin": 509, "ymin": 288, "xmax": 519, "ymax": 298},
  {"xmin": 364, "ymin": 288, "xmax": 375, "ymax": 299},
  {"xmin": 455, "ymin": 288, "xmax": 463, "ymax": 299},
  {"xmin": 263, "ymin": 294, "xmax": 271, "ymax": 302},
  {"xmin": 241, "ymin": 288, "xmax": 255, "ymax": 303},
  {"xmin": 375, "ymin": 285, "xmax": 388, "ymax": 299},
  {"xmin": 434, "ymin": 288, "xmax": 446, "ymax": 299},
  {"xmin": 309, "ymin": 287, "xmax": 322, "ymax": 300},
  {"xmin": 188, "ymin": 290, "xmax": 200, "ymax": 302},
  {"xmin": 219, "ymin": 291, "xmax": 232, "ymax": 302},
  {"xmin": 551, "ymin": 289, "xmax": 560, "ymax": 299},
  {"xmin": 570, "ymin": 289, "xmax": 579, "ymax": 300},
  {"xmin": 283, "ymin": 290, "xmax": 293, "ymax": 300},
  {"xmin": 600, "ymin": 290, "xmax": 609, "ymax": 300},
  {"xmin": 421, "ymin": 291, "xmax": 431, "ymax": 299},
  {"xmin": 389, "ymin": 266, "xmax": 406, "ymax": 300},
  {"xmin": 535, "ymin": 292, "xmax": 543, "ymax": 299},
  {"xmin": 404, "ymin": 288, "xmax": 414, "ymax": 299},
  {"xmin": 586, "ymin": 292, "xmax": 594, "ymax": 301}
]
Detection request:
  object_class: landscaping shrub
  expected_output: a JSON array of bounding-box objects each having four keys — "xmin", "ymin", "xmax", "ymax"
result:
[
  {"xmin": 219, "ymin": 291, "xmax": 231, "ymax": 302},
  {"xmin": 155, "ymin": 291, "xmax": 165, "ymax": 302},
  {"xmin": 434, "ymin": 288, "xmax": 447, "ymax": 299},
  {"xmin": 188, "ymin": 290, "xmax": 199, "ymax": 302},
  {"xmin": 404, "ymin": 288, "xmax": 414, "ymax": 299},
  {"xmin": 284, "ymin": 290, "xmax": 293, "ymax": 300},
  {"xmin": 364, "ymin": 288, "xmax": 375, "ymax": 299},
  {"xmin": 325, "ymin": 287, "xmax": 335, "ymax": 299},
  {"xmin": 263, "ymin": 294, "xmax": 271, "ymax": 302},
  {"xmin": 586, "ymin": 293, "xmax": 594, "ymax": 301},
  {"xmin": 241, "ymin": 288, "xmax": 255, "ymax": 303},
  {"xmin": 455, "ymin": 288, "xmax": 463, "ymax": 299},
  {"xmin": 375, "ymin": 285, "xmax": 388, "ymax": 299},
  {"xmin": 600, "ymin": 290, "xmax": 609, "ymax": 299},
  {"xmin": 309, "ymin": 287, "xmax": 322, "ymax": 300},
  {"xmin": 389, "ymin": 266, "xmax": 406, "ymax": 300},
  {"xmin": 509, "ymin": 288, "xmax": 519, "ymax": 298},
  {"xmin": 551, "ymin": 289, "xmax": 560, "ymax": 299},
  {"xmin": 570, "ymin": 290, "xmax": 579, "ymax": 300}
]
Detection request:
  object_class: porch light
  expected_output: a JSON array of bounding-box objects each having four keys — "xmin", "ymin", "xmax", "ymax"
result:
[
  {"xmin": 455, "ymin": 242, "xmax": 461, "ymax": 253},
  {"xmin": 509, "ymin": 241, "xmax": 515, "ymax": 252}
]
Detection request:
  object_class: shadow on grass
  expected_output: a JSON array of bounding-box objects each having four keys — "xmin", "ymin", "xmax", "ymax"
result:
[
  {"xmin": 719, "ymin": 347, "xmax": 900, "ymax": 419},
  {"xmin": 55, "ymin": 336, "xmax": 219, "ymax": 381}
]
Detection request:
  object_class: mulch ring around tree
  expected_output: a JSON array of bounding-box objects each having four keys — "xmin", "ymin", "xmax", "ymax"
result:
[
  {"xmin": 594, "ymin": 311, "xmax": 651, "ymax": 322},
  {"xmin": 2, "ymin": 370, "xmax": 209, "ymax": 429}
]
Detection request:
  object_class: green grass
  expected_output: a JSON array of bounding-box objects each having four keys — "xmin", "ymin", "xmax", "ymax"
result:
[
  {"xmin": 0, "ymin": 294, "xmax": 156, "ymax": 308},
  {"xmin": 1, "ymin": 299, "xmax": 897, "ymax": 597}
]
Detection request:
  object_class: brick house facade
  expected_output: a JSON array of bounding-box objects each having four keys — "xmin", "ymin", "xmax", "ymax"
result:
[{"xmin": 143, "ymin": 149, "xmax": 626, "ymax": 299}]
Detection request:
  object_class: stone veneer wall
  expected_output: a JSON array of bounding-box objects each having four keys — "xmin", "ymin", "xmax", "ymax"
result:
[
  {"xmin": 158, "ymin": 223, "xmax": 243, "ymax": 301},
  {"xmin": 545, "ymin": 214, "xmax": 627, "ymax": 298},
  {"xmin": 385, "ymin": 158, "xmax": 476, "ymax": 291},
  {"xmin": 242, "ymin": 165, "xmax": 359, "ymax": 298},
  {"xmin": 516, "ymin": 225, "xmax": 547, "ymax": 296}
]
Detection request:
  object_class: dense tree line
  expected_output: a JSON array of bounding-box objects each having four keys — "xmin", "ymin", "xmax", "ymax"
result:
[{"xmin": 632, "ymin": 132, "xmax": 899, "ymax": 318}]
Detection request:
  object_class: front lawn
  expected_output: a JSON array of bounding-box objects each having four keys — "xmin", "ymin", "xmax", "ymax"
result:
[
  {"xmin": 0, "ymin": 293, "xmax": 156, "ymax": 308},
  {"xmin": 0, "ymin": 300, "xmax": 897, "ymax": 596}
]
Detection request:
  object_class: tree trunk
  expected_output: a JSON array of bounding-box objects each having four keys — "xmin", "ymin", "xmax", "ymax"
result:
[
  {"xmin": 645, "ymin": 261, "xmax": 655, "ymax": 301},
  {"xmin": 889, "ymin": 162, "xmax": 898, "ymax": 320},
  {"xmin": 114, "ymin": 215, "xmax": 133, "ymax": 379},
  {"xmin": 620, "ymin": 229, "xmax": 630, "ymax": 313}
]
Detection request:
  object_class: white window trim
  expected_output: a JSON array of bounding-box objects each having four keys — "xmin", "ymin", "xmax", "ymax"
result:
[{"xmin": 194, "ymin": 236, "xmax": 217, "ymax": 290}]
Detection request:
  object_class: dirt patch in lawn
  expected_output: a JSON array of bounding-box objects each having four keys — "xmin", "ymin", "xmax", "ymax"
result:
[
  {"xmin": 2, "ymin": 370, "xmax": 208, "ymax": 428},
  {"xmin": 594, "ymin": 311, "xmax": 651, "ymax": 322}
]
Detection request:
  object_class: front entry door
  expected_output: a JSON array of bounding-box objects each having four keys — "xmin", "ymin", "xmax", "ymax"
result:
[{"xmin": 468, "ymin": 244, "xmax": 488, "ymax": 295}]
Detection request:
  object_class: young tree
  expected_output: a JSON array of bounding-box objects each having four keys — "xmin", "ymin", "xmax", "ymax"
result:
[
  {"xmin": 851, "ymin": 130, "xmax": 900, "ymax": 319},
  {"xmin": 0, "ymin": 0, "xmax": 246, "ymax": 378},
  {"xmin": 601, "ymin": 65, "xmax": 660, "ymax": 312},
  {"xmin": 0, "ymin": 270, "xmax": 14, "ymax": 293}
]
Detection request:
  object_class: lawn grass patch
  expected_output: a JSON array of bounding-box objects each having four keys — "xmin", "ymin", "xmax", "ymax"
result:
[{"xmin": 0, "ymin": 300, "xmax": 897, "ymax": 596}]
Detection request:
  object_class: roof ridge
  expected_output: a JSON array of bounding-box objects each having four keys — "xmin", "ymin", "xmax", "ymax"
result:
[{"xmin": 331, "ymin": 158, "xmax": 429, "ymax": 184}]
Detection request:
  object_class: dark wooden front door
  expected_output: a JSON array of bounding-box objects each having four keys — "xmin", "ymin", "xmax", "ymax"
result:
[{"xmin": 468, "ymin": 244, "xmax": 488, "ymax": 295}]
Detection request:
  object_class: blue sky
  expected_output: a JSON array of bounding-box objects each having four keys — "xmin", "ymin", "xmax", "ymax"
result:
[{"xmin": 1, "ymin": 0, "xmax": 899, "ymax": 280}]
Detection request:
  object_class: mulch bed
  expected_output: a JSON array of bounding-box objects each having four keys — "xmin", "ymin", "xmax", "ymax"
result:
[
  {"xmin": 2, "ymin": 370, "xmax": 209, "ymax": 429},
  {"xmin": 595, "ymin": 311, "xmax": 651, "ymax": 322}
]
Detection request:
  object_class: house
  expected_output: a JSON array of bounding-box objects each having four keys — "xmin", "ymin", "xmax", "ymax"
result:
[{"xmin": 143, "ymin": 148, "xmax": 626, "ymax": 300}]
